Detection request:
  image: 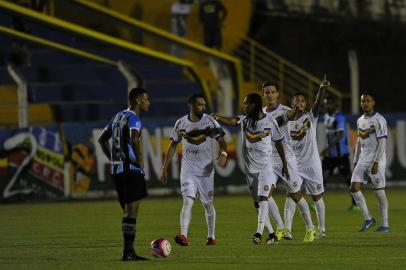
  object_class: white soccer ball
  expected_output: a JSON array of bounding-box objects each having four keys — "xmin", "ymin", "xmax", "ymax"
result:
[{"xmin": 149, "ymin": 238, "xmax": 171, "ymax": 258}]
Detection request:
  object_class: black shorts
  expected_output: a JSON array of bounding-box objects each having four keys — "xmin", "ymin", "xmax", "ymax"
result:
[
  {"xmin": 322, "ymin": 154, "xmax": 351, "ymax": 177},
  {"xmin": 112, "ymin": 170, "xmax": 148, "ymax": 206}
]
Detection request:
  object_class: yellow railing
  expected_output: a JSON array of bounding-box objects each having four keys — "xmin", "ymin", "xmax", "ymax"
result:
[
  {"xmin": 232, "ymin": 34, "xmax": 350, "ymax": 108},
  {"xmin": 53, "ymin": 0, "xmax": 244, "ymax": 109},
  {"xmin": 0, "ymin": 0, "xmax": 214, "ymax": 109}
]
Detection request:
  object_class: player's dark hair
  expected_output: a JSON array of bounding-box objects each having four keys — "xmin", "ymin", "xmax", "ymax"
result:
[
  {"xmin": 188, "ymin": 93, "xmax": 206, "ymax": 105},
  {"xmin": 324, "ymin": 94, "xmax": 337, "ymax": 104},
  {"xmin": 245, "ymin": 93, "xmax": 263, "ymax": 130},
  {"xmin": 360, "ymin": 92, "xmax": 375, "ymax": 100},
  {"xmin": 261, "ymin": 81, "xmax": 278, "ymax": 91},
  {"xmin": 129, "ymin": 88, "xmax": 148, "ymax": 102}
]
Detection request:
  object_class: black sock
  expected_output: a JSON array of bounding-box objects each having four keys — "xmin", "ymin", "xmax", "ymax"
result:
[{"xmin": 122, "ymin": 217, "xmax": 136, "ymax": 253}]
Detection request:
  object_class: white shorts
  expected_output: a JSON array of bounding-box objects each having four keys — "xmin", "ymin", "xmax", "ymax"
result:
[
  {"xmin": 246, "ymin": 165, "xmax": 277, "ymax": 201},
  {"xmin": 273, "ymin": 155, "xmax": 302, "ymax": 194},
  {"xmin": 180, "ymin": 172, "xmax": 214, "ymax": 204},
  {"xmin": 297, "ymin": 161, "xmax": 324, "ymax": 195},
  {"xmin": 351, "ymin": 160, "xmax": 386, "ymax": 189}
]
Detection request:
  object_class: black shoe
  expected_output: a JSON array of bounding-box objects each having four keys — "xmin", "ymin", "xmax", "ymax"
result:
[
  {"xmin": 252, "ymin": 233, "xmax": 262, "ymax": 244},
  {"xmin": 266, "ymin": 233, "xmax": 279, "ymax": 244},
  {"xmin": 122, "ymin": 250, "xmax": 149, "ymax": 261}
]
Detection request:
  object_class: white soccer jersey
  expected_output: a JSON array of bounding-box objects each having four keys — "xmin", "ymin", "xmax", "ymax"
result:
[
  {"xmin": 238, "ymin": 114, "xmax": 284, "ymax": 173},
  {"xmin": 287, "ymin": 111, "xmax": 320, "ymax": 167},
  {"xmin": 356, "ymin": 112, "xmax": 388, "ymax": 163},
  {"xmin": 263, "ymin": 104, "xmax": 295, "ymax": 159},
  {"xmin": 171, "ymin": 113, "xmax": 225, "ymax": 177}
]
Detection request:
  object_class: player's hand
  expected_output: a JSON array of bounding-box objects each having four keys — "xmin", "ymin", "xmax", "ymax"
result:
[
  {"xmin": 216, "ymin": 151, "xmax": 227, "ymax": 167},
  {"xmin": 160, "ymin": 168, "xmax": 168, "ymax": 184},
  {"xmin": 211, "ymin": 113, "xmax": 219, "ymax": 121},
  {"xmin": 320, "ymin": 79, "xmax": 331, "ymax": 88},
  {"xmin": 371, "ymin": 162, "xmax": 379, "ymax": 175},
  {"xmin": 282, "ymin": 164, "xmax": 290, "ymax": 181}
]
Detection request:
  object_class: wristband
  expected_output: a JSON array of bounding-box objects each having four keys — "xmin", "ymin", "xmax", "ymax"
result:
[{"xmin": 220, "ymin": 151, "xmax": 228, "ymax": 157}]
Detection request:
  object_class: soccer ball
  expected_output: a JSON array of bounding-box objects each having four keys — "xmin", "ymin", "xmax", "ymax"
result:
[{"xmin": 149, "ymin": 238, "xmax": 171, "ymax": 258}]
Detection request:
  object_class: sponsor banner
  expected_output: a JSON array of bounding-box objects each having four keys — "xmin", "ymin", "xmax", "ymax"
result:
[
  {"xmin": 0, "ymin": 126, "xmax": 64, "ymax": 201},
  {"xmin": 0, "ymin": 113, "xmax": 405, "ymax": 201}
]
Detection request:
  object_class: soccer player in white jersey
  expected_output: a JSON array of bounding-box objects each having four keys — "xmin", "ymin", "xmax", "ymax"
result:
[
  {"xmin": 350, "ymin": 93, "xmax": 390, "ymax": 232},
  {"xmin": 160, "ymin": 94, "xmax": 228, "ymax": 246},
  {"xmin": 287, "ymin": 77, "xmax": 330, "ymax": 239},
  {"xmin": 262, "ymin": 82, "xmax": 316, "ymax": 242},
  {"xmin": 213, "ymin": 93, "xmax": 289, "ymax": 244}
]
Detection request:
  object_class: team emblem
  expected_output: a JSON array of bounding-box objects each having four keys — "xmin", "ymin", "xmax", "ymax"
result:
[{"xmin": 264, "ymin": 185, "xmax": 269, "ymax": 191}]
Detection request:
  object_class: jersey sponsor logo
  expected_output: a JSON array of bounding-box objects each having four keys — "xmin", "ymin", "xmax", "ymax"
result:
[{"xmin": 290, "ymin": 118, "xmax": 311, "ymax": 141}]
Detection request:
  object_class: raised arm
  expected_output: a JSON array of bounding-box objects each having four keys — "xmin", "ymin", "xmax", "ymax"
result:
[
  {"xmin": 160, "ymin": 140, "xmax": 179, "ymax": 184},
  {"xmin": 211, "ymin": 113, "xmax": 239, "ymax": 126},
  {"xmin": 311, "ymin": 77, "xmax": 330, "ymax": 116}
]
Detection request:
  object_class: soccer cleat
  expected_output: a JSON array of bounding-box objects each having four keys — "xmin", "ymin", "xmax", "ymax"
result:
[
  {"xmin": 206, "ymin": 237, "xmax": 216, "ymax": 245},
  {"xmin": 303, "ymin": 228, "xmax": 316, "ymax": 243},
  {"xmin": 347, "ymin": 205, "xmax": 360, "ymax": 212},
  {"xmin": 275, "ymin": 228, "xmax": 288, "ymax": 241},
  {"xmin": 283, "ymin": 230, "xmax": 293, "ymax": 240},
  {"xmin": 359, "ymin": 218, "xmax": 377, "ymax": 232},
  {"xmin": 174, "ymin": 234, "xmax": 189, "ymax": 246},
  {"xmin": 308, "ymin": 201, "xmax": 316, "ymax": 212},
  {"xmin": 315, "ymin": 229, "xmax": 326, "ymax": 239},
  {"xmin": 122, "ymin": 250, "xmax": 149, "ymax": 261},
  {"xmin": 251, "ymin": 233, "xmax": 262, "ymax": 244},
  {"xmin": 266, "ymin": 233, "xmax": 279, "ymax": 244},
  {"xmin": 375, "ymin": 226, "xmax": 390, "ymax": 232}
]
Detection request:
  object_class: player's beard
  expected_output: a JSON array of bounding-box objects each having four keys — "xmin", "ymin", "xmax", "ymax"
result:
[{"xmin": 194, "ymin": 110, "xmax": 203, "ymax": 118}]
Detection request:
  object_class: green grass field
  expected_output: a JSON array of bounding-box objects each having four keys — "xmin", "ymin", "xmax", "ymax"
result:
[{"xmin": 1, "ymin": 188, "xmax": 405, "ymax": 270}]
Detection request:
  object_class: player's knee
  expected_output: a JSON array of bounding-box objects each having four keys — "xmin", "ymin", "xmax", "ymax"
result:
[
  {"xmin": 312, "ymin": 194, "xmax": 322, "ymax": 201},
  {"xmin": 350, "ymin": 183, "xmax": 360, "ymax": 193},
  {"xmin": 290, "ymin": 192, "xmax": 302, "ymax": 202}
]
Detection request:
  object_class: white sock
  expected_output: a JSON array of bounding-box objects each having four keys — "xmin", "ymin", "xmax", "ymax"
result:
[
  {"xmin": 256, "ymin": 206, "xmax": 274, "ymax": 234},
  {"xmin": 314, "ymin": 198, "xmax": 326, "ymax": 232},
  {"xmin": 351, "ymin": 191, "xmax": 372, "ymax": 220},
  {"xmin": 180, "ymin": 197, "xmax": 194, "ymax": 237},
  {"xmin": 268, "ymin": 197, "xmax": 285, "ymax": 229},
  {"xmin": 203, "ymin": 202, "xmax": 216, "ymax": 239},
  {"xmin": 374, "ymin": 189, "xmax": 389, "ymax": 227},
  {"xmin": 257, "ymin": 200, "xmax": 268, "ymax": 235},
  {"xmin": 297, "ymin": 197, "xmax": 314, "ymax": 230},
  {"xmin": 284, "ymin": 197, "xmax": 296, "ymax": 231}
]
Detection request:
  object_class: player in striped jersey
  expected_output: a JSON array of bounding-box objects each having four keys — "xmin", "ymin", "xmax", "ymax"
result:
[
  {"xmin": 98, "ymin": 88, "xmax": 151, "ymax": 261},
  {"xmin": 350, "ymin": 93, "xmax": 390, "ymax": 232}
]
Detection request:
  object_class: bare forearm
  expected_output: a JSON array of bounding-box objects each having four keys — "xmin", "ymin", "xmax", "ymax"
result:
[
  {"xmin": 100, "ymin": 141, "xmax": 111, "ymax": 160},
  {"xmin": 312, "ymin": 87, "xmax": 326, "ymax": 115},
  {"xmin": 328, "ymin": 132, "xmax": 344, "ymax": 148},
  {"xmin": 213, "ymin": 114, "xmax": 238, "ymax": 126},
  {"xmin": 162, "ymin": 143, "xmax": 177, "ymax": 170},
  {"xmin": 217, "ymin": 137, "xmax": 227, "ymax": 153},
  {"xmin": 354, "ymin": 138, "xmax": 361, "ymax": 164},
  {"xmin": 373, "ymin": 138, "xmax": 386, "ymax": 162}
]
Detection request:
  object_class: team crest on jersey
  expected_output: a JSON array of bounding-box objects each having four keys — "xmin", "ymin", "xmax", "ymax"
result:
[
  {"xmin": 244, "ymin": 128, "xmax": 271, "ymax": 143},
  {"xmin": 317, "ymin": 184, "xmax": 322, "ymax": 190},
  {"xmin": 208, "ymin": 191, "xmax": 213, "ymax": 197},
  {"xmin": 293, "ymin": 182, "xmax": 298, "ymax": 188},
  {"xmin": 290, "ymin": 118, "xmax": 311, "ymax": 141},
  {"xmin": 264, "ymin": 185, "xmax": 269, "ymax": 191}
]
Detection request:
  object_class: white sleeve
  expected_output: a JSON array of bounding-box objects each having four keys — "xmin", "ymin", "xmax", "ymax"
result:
[
  {"xmin": 375, "ymin": 116, "xmax": 388, "ymax": 139},
  {"xmin": 170, "ymin": 119, "xmax": 182, "ymax": 142}
]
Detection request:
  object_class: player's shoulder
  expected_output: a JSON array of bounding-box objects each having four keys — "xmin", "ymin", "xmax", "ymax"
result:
[
  {"xmin": 279, "ymin": 104, "xmax": 292, "ymax": 111},
  {"xmin": 175, "ymin": 115, "xmax": 189, "ymax": 126},
  {"xmin": 374, "ymin": 112, "xmax": 387, "ymax": 122}
]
